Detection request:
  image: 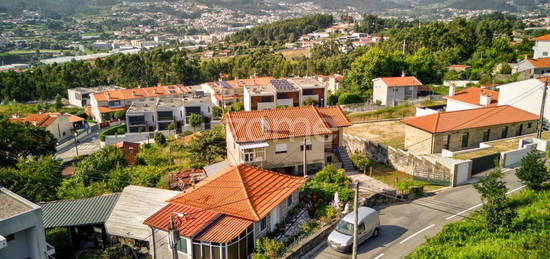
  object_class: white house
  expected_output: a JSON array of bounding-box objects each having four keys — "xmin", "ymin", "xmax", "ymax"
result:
[
  {"xmin": 512, "ymin": 57, "xmax": 550, "ymax": 78},
  {"xmin": 0, "ymin": 188, "xmax": 54, "ymax": 259},
  {"xmin": 532, "ymin": 34, "xmax": 550, "ymax": 59},
  {"xmin": 444, "ymin": 86, "xmax": 499, "ymax": 112},
  {"xmin": 9, "ymin": 112, "xmax": 74, "ymax": 141},
  {"xmin": 372, "ymin": 76, "xmax": 423, "ymax": 106},
  {"xmin": 497, "ymin": 78, "xmax": 549, "ymax": 122}
]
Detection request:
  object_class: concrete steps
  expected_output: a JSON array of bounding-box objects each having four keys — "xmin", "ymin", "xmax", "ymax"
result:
[{"xmin": 336, "ymin": 146, "xmax": 355, "ymax": 172}]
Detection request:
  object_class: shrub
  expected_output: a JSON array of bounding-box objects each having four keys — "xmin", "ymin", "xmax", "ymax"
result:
[
  {"xmin": 316, "ymin": 204, "xmax": 338, "ymax": 223},
  {"xmin": 338, "ymin": 92, "xmax": 363, "ymax": 104},
  {"xmin": 351, "ymin": 154, "xmax": 370, "ymax": 173},
  {"xmin": 154, "ymin": 132, "xmax": 167, "ymax": 145},
  {"xmin": 300, "ymin": 220, "xmax": 321, "ymax": 236},
  {"xmin": 254, "ymin": 238, "xmax": 286, "ymax": 258},
  {"xmin": 46, "ymin": 228, "xmax": 73, "ymax": 258},
  {"xmin": 99, "ymin": 124, "xmax": 127, "ymax": 141},
  {"xmin": 516, "ymin": 150, "xmax": 548, "ymax": 190},
  {"xmin": 304, "ymin": 164, "xmax": 353, "ymax": 202}
]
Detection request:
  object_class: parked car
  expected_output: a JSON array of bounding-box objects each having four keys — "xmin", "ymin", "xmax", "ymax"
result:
[{"xmin": 327, "ymin": 207, "xmax": 380, "ymax": 252}]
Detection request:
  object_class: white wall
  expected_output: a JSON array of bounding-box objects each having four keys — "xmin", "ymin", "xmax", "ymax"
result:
[
  {"xmin": 416, "ymin": 107, "xmax": 438, "ymax": 117},
  {"xmin": 533, "ymin": 40, "xmax": 550, "ymax": 59},
  {"xmin": 497, "ymin": 79, "xmax": 548, "ymax": 121},
  {"xmin": 445, "ymin": 99, "xmax": 480, "ymax": 112},
  {"xmin": 243, "ymin": 87, "xmax": 252, "ymax": 111},
  {"xmin": 501, "ymin": 143, "xmax": 537, "ymax": 168},
  {"xmin": 372, "ymin": 80, "xmax": 388, "ymax": 105},
  {"xmin": 443, "ymin": 80, "xmax": 479, "ymax": 87}
]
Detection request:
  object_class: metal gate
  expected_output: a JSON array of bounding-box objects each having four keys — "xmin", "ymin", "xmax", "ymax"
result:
[{"xmin": 471, "ymin": 153, "xmax": 500, "ymax": 174}]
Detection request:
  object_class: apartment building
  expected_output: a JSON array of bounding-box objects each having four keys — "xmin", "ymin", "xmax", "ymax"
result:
[
  {"xmin": 68, "ymin": 86, "xmax": 123, "ymax": 107},
  {"xmin": 202, "ymin": 77, "xmax": 273, "ymax": 108},
  {"xmin": 223, "ymin": 106, "xmax": 351, "ymax": 175},
  {"xmin": 401, "ymin": 106, "xmax": 539, "ymax": 154},
  {"xmin": 89, "ymin": 85, "xmax": 190, "ymax": 123},
  {"xmin": 125, "ymin": 94, "xmax": 212, "ymax": 133}
]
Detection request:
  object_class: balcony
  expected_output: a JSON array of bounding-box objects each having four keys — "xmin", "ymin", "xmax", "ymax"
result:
[
  {"xmin": 276, "ymin": 98, "xmax": 293, "ymax": 107},
  {"xmin": 257, "ymin": 102, "xmax": 275, "ymax": 110}
]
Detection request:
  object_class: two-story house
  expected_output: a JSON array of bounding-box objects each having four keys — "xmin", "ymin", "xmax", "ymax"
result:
[
  {"xmin": 144, "ymin": 164, "xmax": 306, "ymax": 259},
  {"xmin": 9, "ymin": 112, "xmax": 74, "ymax": 141},
  {"xmin": 532, "ymin": 34, "xmax": 550, "ymax": 59},
  {"xmin": 89, "ymin": 85, "xmax": 189, "ymax": 123},
  {"xmin": 223, "ymin": 105, "xmax": 351, "ymax": 175},
  {"xmin": 67, "ymin": 86, "xmax": 123, "ymax": 107},
  {"xmin": 372, "ymin": 75, "xmax": 423, "ymax": 106},
  {"xmin": 290, "ymin": 77, "xmax": 328, "ymax": 107},
  {"xmin": 202, "ymin": 77, "xmax": 272, "ymax": 108},
  {"xmin": 125, "ymin": 93, "xmax": 212, "ymax": 133}
]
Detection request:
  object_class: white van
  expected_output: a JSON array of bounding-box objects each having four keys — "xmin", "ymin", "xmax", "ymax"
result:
[{"xmin": 327, "ymin": 207, "xmax": 380, "ymax": 252}]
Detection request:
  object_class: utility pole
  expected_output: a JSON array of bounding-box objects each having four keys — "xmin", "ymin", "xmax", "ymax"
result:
[
  {"xmin": 303, "ymin": 137, "xmax": 308, "ymax": 178},
  {"xmin": 73, "ymin": 131, "xmax": 79, "ymax": 157},
  {"xmin": 169, "ymin": 216, "xmax": 179, "ymax": 259},
  {"xmin": 537, "ymin": 79, "xmax": 549, "ymax": 139},
  {"xmin": 352, "ymin": 181, "xmax": 359, "ymax": 259}
]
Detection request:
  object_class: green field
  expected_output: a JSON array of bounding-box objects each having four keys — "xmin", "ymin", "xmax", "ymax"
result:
[{"xmin": 6, "ymin": 49, "xmax": 62, "ymax": 55}]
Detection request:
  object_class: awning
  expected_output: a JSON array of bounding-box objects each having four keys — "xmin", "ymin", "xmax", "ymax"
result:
[{"xmin": 240, "ymin": 142, "xmax": 269, "ymax": 150}]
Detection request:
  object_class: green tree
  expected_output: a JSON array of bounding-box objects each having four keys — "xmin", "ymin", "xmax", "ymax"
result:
[
  {"xmin": 231, "ymin": 102, "xmax": 244, "ymax": 112},
  {"xmin": 56, "ymin": 177, "xmax": 109, "ymax": 200},
  {"xmin": 0, "ymin": 156, "xmax": 62, "ymax": 202},
  {"xmin": 188, "ymin": 113, "xmax": 203, "ymax": 132},
  {"xmin": 73, "ymin": 146, "xmax": 127, "ymax": 184},
  {"xmin": 304, "ymin": 164, "xmax": 353, "ymax": 202},
  {"xmin": 474, "ymin": 168, "xmax": 515, "ymax": 232},
  {"xmin": 515, "ymin": 150, "xmax": 548, "ymax": 190},
  {"xmin": 55, "ymin": 94, "xmax": 63, "ymax": 110},
  {"xmin": 186, "ymin": 126, "xmax": 225, "ymax": 167},
  {"xmin": 338, "ymin": 92, "xmax": 363, "ymax": 104},
  {"xmin": 167, "ymin": 121, "xmax": 176, "ymax": 136},
  {"xmin": 154, "ymin": 132, "xmax": 167, "ymax": 145},
  {"xmin": 351, "ymin": 154, "xmax": 370, "ymax": 174}
]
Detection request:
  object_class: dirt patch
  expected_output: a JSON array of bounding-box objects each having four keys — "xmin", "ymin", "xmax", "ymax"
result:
[
  {"xmin": 279, "ymin": 48, "xmax": 310, "ymax": 58},
  {"xmin": 344, "ymin": 120, "xmax": 405, "ymax": 149}
]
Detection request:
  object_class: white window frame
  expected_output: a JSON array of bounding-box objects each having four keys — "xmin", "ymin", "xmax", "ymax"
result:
[{"xmin": 275, "ymin": 143, "xmax": 287, "ymax": 154}]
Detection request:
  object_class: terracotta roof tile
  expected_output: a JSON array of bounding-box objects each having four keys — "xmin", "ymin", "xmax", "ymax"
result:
[
  {"xmin": 64, "ymin": 113, "xmax": 85, "ymax": 123},
  {"xmin": 401, "ymin": 105, "xmax": 539, "ymax": 133},
  {"xmin": 527, "ymin": 57, "xmax": 550, "ymax": 68},
  {"xmin": 375, "ymin": 76, "xmax": 423, "ymax": 87},
  {"xmin": 143, "ymin": 203, "xmax": 220, "ymax": 237},
  {"xmin": 531, "ymin": 34, "xmax": 550, "ymax": 41},
  {"xmin": 91, "ymin": 85, "xmax": 187, "ymax": 102},
  {"xmin": 97, "ymin": 106, "xmax": 129, "ymax": 113},
  {"xmin": 444, "ymin": 87, "xmax": 499, "ymax": 107},
  {"xmin": 8, "ymin": 112, "xmax": 61, "ymax": 127},
  {"xmin": 194, "ymin": 215, "xmax": 252, "ymax": 243},
  {"xmin": 224, "ymin": 106, "xmax": 350, "ymax": 143},
  {"xmin": 168, "ymin": 164, "xmax": 306, "ymax": 221}
]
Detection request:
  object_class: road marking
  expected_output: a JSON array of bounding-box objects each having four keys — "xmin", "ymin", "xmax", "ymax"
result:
[
  {"xmin": 374, "ymin": 253, "xmax": 384, "ymax": 259},
  {"xmin": 506, "ymin": 185, "xmax": 525, "ymax": 194},
  {"xmin": 399, "ymin": 224, "xmax": 435, "ymax": 244},
  {"xmin": 446, "ymin": 203, "xmax": 482, "ymax": 220},
  {"xmin": 446, "ymin": 185, "xmax": 526, "ymax": 220}
]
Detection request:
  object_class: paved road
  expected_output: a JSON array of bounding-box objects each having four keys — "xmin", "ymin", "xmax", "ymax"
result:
[
  {"xmin": 56, "ymin": 128, "xmax": 101, "ymax": 161},
  {"xmin": 308, "ymin": 169, "xmax": 524, "ymax": 259}
]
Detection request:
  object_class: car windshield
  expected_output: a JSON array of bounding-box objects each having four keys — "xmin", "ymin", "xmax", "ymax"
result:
[{"xmin": 335, "ymin": 220, "xmax": 353, "ymax": 236}]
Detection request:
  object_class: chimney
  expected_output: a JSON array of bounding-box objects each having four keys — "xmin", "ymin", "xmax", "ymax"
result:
[
  {"xmin": 449, "ymin": 84, "xmax": 456, "ymax": 97},
  {"xmin": 153, "ymin": 89, "xmax": 157, "ymax": 94},
  {"xmin": 261, "ymin": 117, "xmax": 268, "ymax": 133},
  {"xmin": 480, "ymin": 94, "xmax": 491, "ymax": 106},
  {"xmin": 132, "ymin": 90, "xmax": 136, "ymax": 96},
  {"xmin": 401, "ymin": 72, "xmax": 406, "ymax": 77},
  {"xmin": 11, "ymin": 114, "xmax": 18, "ymax": 119}
]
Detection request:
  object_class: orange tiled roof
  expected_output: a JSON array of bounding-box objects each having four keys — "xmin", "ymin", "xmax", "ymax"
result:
[
  {"xmin": 447, "ymin": 64, "xmax": 471, "ymax": 68},
  {"xmin": 527, "ymin": 57, "xmax": 550, "ymax": 68},
  {"xmin": 143, "ymin": 203, "xmax": 219, "ymax": 237},
  {"xmin": 97, "ymin": 106, "xmax": 129, "ymax": 113},
  {"xmin": 8, "ymin": 112, "xmax": 61, "ymax": 127},
  {"xmin": 194, "ymin": 215, "xmax": 253, "ymax": 243},
  {"xmin": 64, "ymin": 113, "xmax": 85, "ymax": 123},
  {"xmin": 444, "ymin": 87, "xmax": 499, "ymax": 107},
  {"xmin": 401, "ymin": 105, "xmax": 539, "ymax": 133},
  {"xmin": 91, "ymin": 85, "xmax": 187, "ymax": 102},
  {"xmin": 531, "ymin": 34, "xmax": 550, "ymax": 41},
  {"xmin": 377, "ymin": 76, "xmax": 423, "ymax": 87},
  {"xmin": 224, "ymin": 106, "xmax": 350, "ymax": 143},
  {"xmin": 168, "ymin": 164, "xmax": 306, "ymax": 221}
]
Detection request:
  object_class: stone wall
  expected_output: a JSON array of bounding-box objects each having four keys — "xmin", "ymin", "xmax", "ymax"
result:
[
  {"xmin": 283, "ymin": 219, "xmax": 339, "ymax": 259},
  {"xmin": 344, "ymin": 133, "xmax": 453, "ymax": 185}
]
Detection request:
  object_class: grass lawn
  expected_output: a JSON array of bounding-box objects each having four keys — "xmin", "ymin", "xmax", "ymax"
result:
[
  {"xmin": 348, "ymin": 104, "xmax": 416, "ymax": 122},
  {"xmin": 6, "ymin": 49, "xmax": 62, "ymax": 55},
  {"xmin": 428, "ymin": 85, "xmax": 465, "ymax": 95},
  {"xmin": 344, "ymin": 120, "xmax": 405, "ymax": 149},
  {"xmin": 279, "ymin": 48, "xmax": 310, "ymax": 58},
  {"xmin": 0, "ymin": 103, "xmax": 84, "ymax": 117},
  {"xmin": 369, "ymin": 163, "xmax": 446, "ymax": 192}
]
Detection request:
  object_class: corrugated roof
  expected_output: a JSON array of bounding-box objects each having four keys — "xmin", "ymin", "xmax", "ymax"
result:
[
  {"xmin": 168, "ymin": 164, "xmax": 306, "ymax": 221},
  {"xmin": 40, "ymin": 193, "xmax": 120, "ymax": 228},
  {"xmin": 444, "ymin": 87, "xmax": 499, "ymax": 107},
  {"xmin": 143, "ymin": 203, "xmax": 220, "ymax": 237},
  {"xmin": 194, "ymin": 215, "xmax": 253, "ymax": 243},
  {"xmin": 401, "ymin": 105, "xmax": 539, "ymax": 133},
  {"xmin": 105, "ymin": 185, "xmax": 179, "ymax": 240},
  {"xmin": 224, "ymin": 106, "xmax": 350, "ymax": 143}
]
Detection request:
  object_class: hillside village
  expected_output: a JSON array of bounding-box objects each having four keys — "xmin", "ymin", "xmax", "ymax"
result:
[{"xmin": 1, "ymin": 11, "xmax": 550, "ymax": 259}]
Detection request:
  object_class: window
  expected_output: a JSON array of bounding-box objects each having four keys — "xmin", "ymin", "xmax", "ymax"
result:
[
  {"xmin": 543, "ymin": 52, "xmax": 549, "ymax": 57},
  {"xmin": 483, "ymin": 129, "xmax": 491, "ymax": 142},
  {"xmin": 275, "ymin": 144, "xmax": 287, "ymax": 154},
  {"xmin": 176, "ymin": 237, "xmax": 187, "ymax": 253},
  {"xmin": 244, "ymin": 152, "xmax": 254, "ymax": 162},
  {"xmin": 461, "ymin": 132, "xmax": 469, "ymax": 148},
  {"xmin": 442, "ymin": 135, "xmax": 450, "ymax": 150},
  {"xmin": 516, "ymin": 124, "xmax": 523, "ymax": 136},
  {"xmin": 261, "ymin": 96, "xmax": 273, "ymax": 102},
  {"xmin": 502, "ymin": 126, "xmax": 508, "ymax": 138},
  {"xmin": 358, "ymin": 223, "xmax": 366, "ymax": 233},
  {"xmin": 260, "ymin": 217, "xmax": 267, "ymax": 231},
  {"xmin": 527, "ymin": 123, "xmax": 532, "ymax": 129},
  {"xmin": 108, "ymin": 100, "xmax": 121, "ymax": 107},
  {"xmin": 287, "ymin": 195, "xmax": 293, "ymax": 207},
  {"xmin": 300, "ymin": 144, "xmax": 312, "ymax": 151},
  {"xmin": 303, "ymin": 89, "xmax": 314, "ymax": 95}
]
